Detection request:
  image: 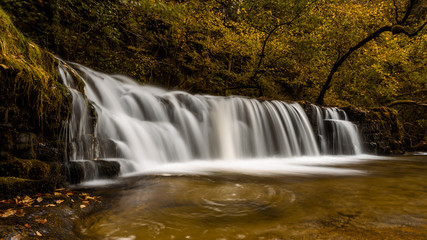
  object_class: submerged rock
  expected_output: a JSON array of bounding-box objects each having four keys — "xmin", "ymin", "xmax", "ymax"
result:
[{"xmin": 66, "ymin": 160, "xmax": 121, "ymax": 184}]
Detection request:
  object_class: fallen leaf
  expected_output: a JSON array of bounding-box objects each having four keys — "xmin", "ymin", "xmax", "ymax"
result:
[
  {"xmin": 66, "ymin": 192, "xmax": 74, "ymax": 196},
  {"xmin": 82, "ymin": 201, "xmax": 89, "ymax": 205},
  {"xmin": 80, "ymin": 205, "xmax": 86, "ymax": 209},
  {"xmin": 44, "ymin": 204, "xmax": 56, "ymax": 207},
  {"xmin": 24, "ymin": 223, "xmax": 31, "ymax": 229},
  {"xmin": 36, "ymin": 197, "xmax": 43, "ymax": 203},
  {"xmin": 35, "ymin": 193, "xmax": 43, "ymax": 197},
  {"xmin": 56, "ymin": 200, "xmax": 64, "ymax": 205},
  {"xmin": 1, "ymin": 209, "xmax": 16, "ymax": 218},
  {"xmin": 35, "ymin": 218, "xmax": 47, "ymax": 224},
  {"xmin": 54, "ymin": 192, "xmax": 61, "ymax": 197},
  {"xmin": 56, "ymin": 188, "xmax": 65, "ymax": 191},
  {"xmin": 36, "ymin": 231, "xmax": 42, "ymax": 236},
  {"xmin": 15, "ymin": 209, "xmax": 25, "ymax": 217},
  {"xmin": 10, "ymin": 233, "xmax": 21, "ymax": 240}
]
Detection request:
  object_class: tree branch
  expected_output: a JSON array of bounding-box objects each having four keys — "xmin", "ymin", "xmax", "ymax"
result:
[
  {"xmin": 388, "ymin": 100, "xmax": 427, "ymax": 108},
  {"xmin": 405, "ymin": 21, "xmax": 427, "ymax": 36},
  {"xmin": 315, "ymin": 26, "xmax": 392, "ymax": 104},
  {"xmin": 249, "ymin": 0, "xmax": 318, "ymax": 85},
  {"xmin": 400, "ymin": 0, "xmax": 416, "ymax": 24},
  {"xmin": 393, "ymin": 0, "xmax": 400, "ymax": 24}
]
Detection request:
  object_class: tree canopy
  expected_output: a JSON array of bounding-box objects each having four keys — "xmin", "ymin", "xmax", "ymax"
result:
[{"xmin": 0, "ymin": 0, "xmax": 425, "ymax": 107}]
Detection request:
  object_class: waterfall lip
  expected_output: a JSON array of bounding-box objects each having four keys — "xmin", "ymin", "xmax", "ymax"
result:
[
  {"xmin": 72, "ymin": 155, "xmax": 377, "ymax": 187},
  {"xmin": 121, "ymin": 156, "xmax": 367, "ymax": 178}
]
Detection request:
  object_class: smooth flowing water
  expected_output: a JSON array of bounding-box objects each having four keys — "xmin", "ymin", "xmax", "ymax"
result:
[
  {"xmin": 76, "ymin": 154, "xmax": 427, "ymax": 240},
  {"xmin": 58, "ymin": 61, "xmax": 361, "ymax": 179}
]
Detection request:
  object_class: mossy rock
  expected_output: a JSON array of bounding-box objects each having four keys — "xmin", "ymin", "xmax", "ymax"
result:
[
  {"xmin": 0, "ymin": 177, "xmax": 55, "ymax": 199},
  {"xmin": 0, "ymin": 158, "xmax": 50, "ymax": 180},
  {"xmin": 0, "ymin": 7, "xmax": 71, "ymax": 136}
]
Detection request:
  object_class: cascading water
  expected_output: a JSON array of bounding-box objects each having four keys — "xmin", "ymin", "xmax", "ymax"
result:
[
  {"xmin": 310, "ymin": 105, "xmax": 362, "ymax": 155},
  {"xmin": 58, "ymin": 61, "xmax": 363, "ymax": 180}
]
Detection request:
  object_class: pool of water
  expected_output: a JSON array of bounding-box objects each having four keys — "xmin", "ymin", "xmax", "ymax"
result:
[{"xmin": 75, "ymin": 154, "xmax": 427, "ymax": 239}]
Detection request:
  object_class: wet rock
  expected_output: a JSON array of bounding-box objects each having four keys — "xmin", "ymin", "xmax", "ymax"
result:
[
  {"xmin": 0, "ymin": 158, "xmax": 50, "ymax": 180},
  {"xmin": 66, "ymin": 160, "xmax": 120, "ymax": 184},
  {"xmin": 14, "ymin": 132, "xmax": 38, "ymax": 159},
  {"xmin": 343, "ymin": 106, "xmax": 404, "ymax": 155},
  {"xmin": 0, "ymin": 177, "xmax": 55, "ymax": 199},
  {"xmin": 96, "ymin": 160, "xmax": 120, "ymax": 179},
  {"xmin": 37, "ymin": 141, "xmax": 64, "ymax": 162},
  {"xmin": 413, "ymin": 140, "xmax": 427, "ymax": 152},
  {"xmin": 66, "ymin": 162, "xmax": 85, "ymax": 185}
]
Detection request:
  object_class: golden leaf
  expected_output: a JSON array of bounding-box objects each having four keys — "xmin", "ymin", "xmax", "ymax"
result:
[
  {"xmin": 0, "ymin": 209, "xmax": 16, "ymax": 218},
  {"xmin": 35, "ymin": 218, "xmax": 47, "ymax": 224}
]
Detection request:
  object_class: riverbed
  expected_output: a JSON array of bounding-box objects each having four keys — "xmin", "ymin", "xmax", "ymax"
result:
[{"xmin": 75, "ymin": 154, "xmax": 427, "ymax": 239}]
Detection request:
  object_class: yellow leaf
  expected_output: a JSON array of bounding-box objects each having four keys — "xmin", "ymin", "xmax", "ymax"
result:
[
  {"xmin": 80, "ymin": 205, "xmax": 86, "ymax": 209},
  {"xmin": 36, "ymin": 197, "xmax": 43, "ymax": 203},
  {"xmin": 24, "ymin": 223, "xmax": 31, "ymax": 229},
  {"xmin": 35, "ymin": 218, "xmax": 47, "ymax": 224},
  {"xmin": 0, "ymin": 209, "xmax": 16, "ymax": 218},
  {"xmin": 36, "ymin": 231, "xmax": 42, "ymax": 236},
  {"xmin": 56, "ymin": 200, "xmax": 64, "ymax": 205}
]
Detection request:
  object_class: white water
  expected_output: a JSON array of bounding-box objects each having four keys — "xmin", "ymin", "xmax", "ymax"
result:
[{"xmin": 58, "ymin": 61, "xmax": 363, "ymax": 179}]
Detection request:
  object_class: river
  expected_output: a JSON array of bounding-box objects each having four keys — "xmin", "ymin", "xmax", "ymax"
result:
[{"xmin": 75, "ymin": 154, "xmax": 427, "ymax": 240}]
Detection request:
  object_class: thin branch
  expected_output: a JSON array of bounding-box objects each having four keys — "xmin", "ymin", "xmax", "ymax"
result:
[
  {"xmin": 249, "ymin": 0, "xmax": 318, "ymax": 84},
  {"xmin": 388, "ymin": 100, "xmax": 427, "ymax": 108},
  {"xmin": 393, "ymin": 0, "xmax": 400, "ymax": 24},
  {"xmin": 226, "ymin": 85, "xmax": 260, "ymax": 90},
  {"xmin": 406, "ymin": 21, "xmax": 427, "ymax": 36},
  {"xmin": 401, "ymin": 0, "xmax": 416, "ymax": 24}
]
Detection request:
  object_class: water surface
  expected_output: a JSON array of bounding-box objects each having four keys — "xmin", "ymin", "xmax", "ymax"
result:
[{"xmin": 76, "ymin": 154, "xmax": 427, "ymax": 239}]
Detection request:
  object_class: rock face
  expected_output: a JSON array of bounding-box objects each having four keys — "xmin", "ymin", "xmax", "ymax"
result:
[
  {"xmin": 0, "ymin": 107, "xmax": 67, "ymax": 199},
  {"xmin": 343, "ymin": 106, "xmax": 404, "ymax": 155}
]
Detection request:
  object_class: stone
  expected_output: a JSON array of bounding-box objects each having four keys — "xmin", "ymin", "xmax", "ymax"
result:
[
  {"xmin": 0, "ymin": 177, "xmax": 56, "ymax": 199},
  {"xmin": 0, "ymin": 158, "xmax": 51, "ymax": 180}
]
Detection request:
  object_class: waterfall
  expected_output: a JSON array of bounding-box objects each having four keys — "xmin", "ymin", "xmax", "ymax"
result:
[
  {"xmin": 58, "ymin": 61, "xmax": 363, "ymax": 179},
  {"xmin": 311, "ymin": 106, "xmax": 362, "ymax": 155}
]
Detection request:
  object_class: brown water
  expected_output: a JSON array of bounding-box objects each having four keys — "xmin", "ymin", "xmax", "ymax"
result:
[{"xmin": 76, "ymin": 155, "xmax": 427, "ymax": 239}]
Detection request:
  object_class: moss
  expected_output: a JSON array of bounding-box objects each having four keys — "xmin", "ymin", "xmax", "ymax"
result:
[
  {"xmin": 0, "ymin": 158, "xmax": 50, "ymax": 180},
  {"xmin": 0, "ymin": 177, "xmax": 55, "ymax": 199},
  {"xmin": 0, "ymin": 7, "xmax": 70, "ymax": 135}
]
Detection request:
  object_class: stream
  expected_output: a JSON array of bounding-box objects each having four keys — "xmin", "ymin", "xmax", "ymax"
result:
[{"xmin": 75, "ymin": 154, "xmax": 427, "ymax": 240}]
